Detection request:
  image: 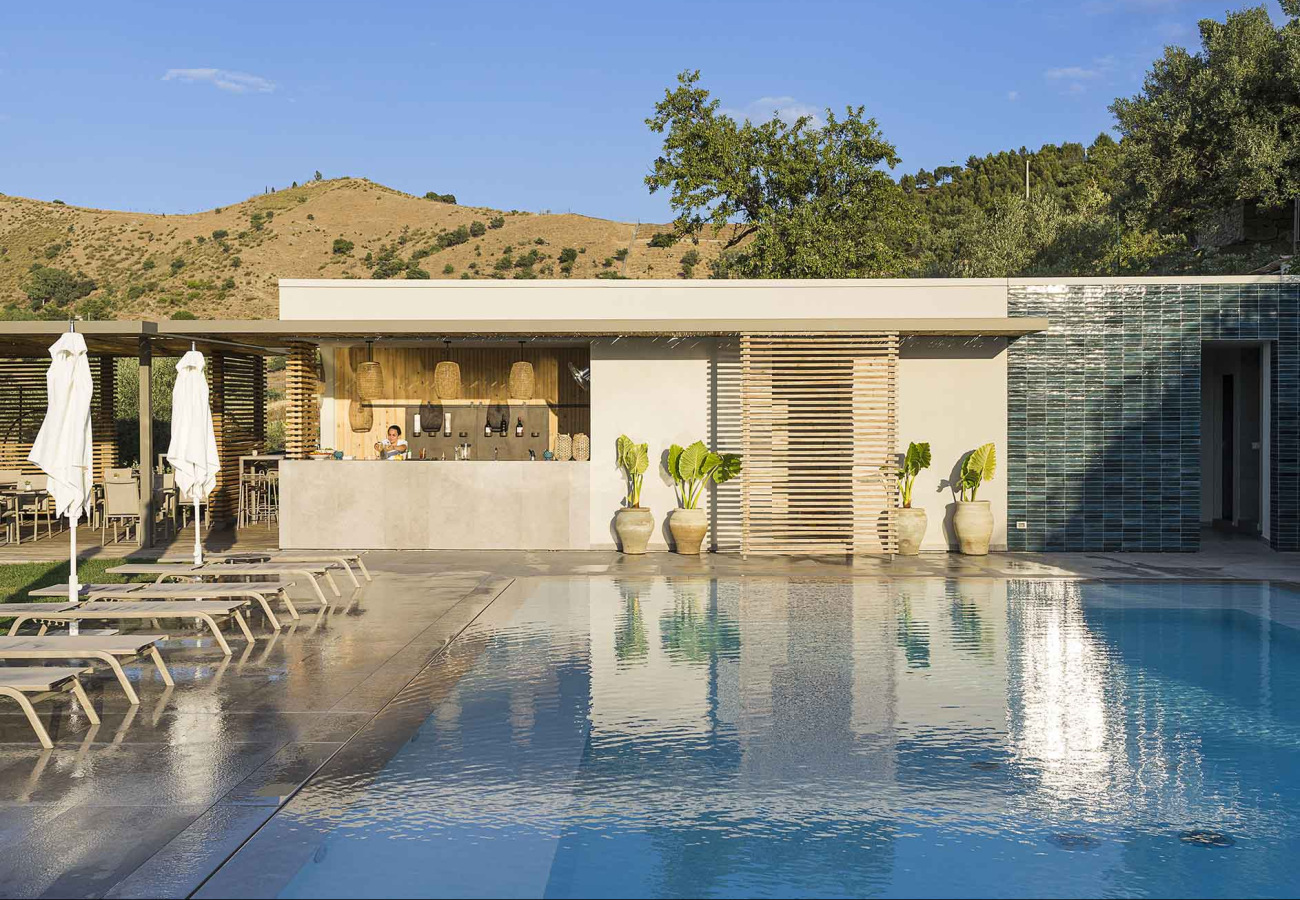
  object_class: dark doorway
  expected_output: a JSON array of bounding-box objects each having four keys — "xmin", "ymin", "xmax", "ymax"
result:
[{"xmin": 1201, "ymin": 343, "xmax": 1266, "ymax": 536}]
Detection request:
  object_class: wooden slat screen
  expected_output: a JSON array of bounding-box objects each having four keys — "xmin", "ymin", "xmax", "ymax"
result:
[
  {"xmin": 740, "ymin": 333, "xmax": 899, "ymax": 555},
  {"xmin": 209, "ymin": 353, "xmax": 265, "ymax": 522},
  {"xmin": 708, "ymin": 340, "xmax": 744, "ymax": 551},
  {"xmin": 285, "ymin": 342, "xmax": 319, "ymax": 460},
  {"xmin": 0, "ymin": 356, "xmax": 118, "ymax": 481}
]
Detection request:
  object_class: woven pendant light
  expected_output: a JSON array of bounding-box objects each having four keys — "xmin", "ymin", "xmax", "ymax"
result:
[
  {"xmin": 508, "ymin": 340, "xmax": 535, "ymax": 401},
  {"xmin": 348, "ymin": 396, "xmax": 373, "ymax": 433},
  {"xmin": 356, "ymin": 341, "xmax": 384, "ymax": 400},
  {"xmin": 433, "ymin": 339, "xmax": 461, "ymax": 400}
]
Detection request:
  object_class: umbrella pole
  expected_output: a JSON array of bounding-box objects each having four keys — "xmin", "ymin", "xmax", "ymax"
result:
[
  {"xmin": 194, "ymin": 498, "xmax": 202, "ymax": 566},
  {"xmin": 68, "ymin": 511, "xmax": 79, "ymax": 636}
]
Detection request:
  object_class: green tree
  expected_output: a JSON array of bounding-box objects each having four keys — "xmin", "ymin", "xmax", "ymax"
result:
[
  {"xmin": 22, "ymin": 265, "xmax": 96, "ymax": 309},
  {"xmin": 332, "ymin": 237, "xmax": 354, "ymax": 255},
  {"xmin": 645, "ymin": 70, "xmax": 917, "ymax": 277},
  {"xmin": 1110, "ymin": 3, "xmax": 1300, "ymax": 236}
]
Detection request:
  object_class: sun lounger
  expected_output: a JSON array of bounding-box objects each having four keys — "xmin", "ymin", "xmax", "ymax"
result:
[
  {"xmin": 108, "ymin": 563, "xmax": 335, "ymax": 605},
  {"xmin": 159, "ymin": 551, "xmax": 371, "ymax": 586},
  {"xmin": 34, "ymin": 580, "xmax": 297, "ymax": 629},
  {"xmin": 0, "ymin": 634, "xmax": 172, "ymax": 704},
  {"xmin": 2, "ymin": 600, "xmax": 255, "ymax": 656},
  {"xmin": 0, "ymin": 666, "xmax": 100, "ymax": 748}
]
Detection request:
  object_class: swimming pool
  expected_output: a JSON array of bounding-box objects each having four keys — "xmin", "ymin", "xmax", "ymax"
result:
[{"xmin": 202, "ymin": 577, "xmax": 1300, "ymax": 898}]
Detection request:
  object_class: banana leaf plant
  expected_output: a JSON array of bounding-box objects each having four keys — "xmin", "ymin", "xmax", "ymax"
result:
[
  {"xmin": 900, "ymin": 441, "xmax": 931, "ymax": 508},
  {"xmin": 616, "ymin": 434, "xmax": 649, "ymax": 507},
  {"xmin": 958, "ymin": 442, "xmax": 996, "ymax": 501},
  {"xmin": 666, "ymin": 440, "xmax": 742, "ymax": 509}
]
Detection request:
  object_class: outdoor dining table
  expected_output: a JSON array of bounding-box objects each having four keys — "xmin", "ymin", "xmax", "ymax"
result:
[{"xmin": 0, "ymin": 488, "xmax": 51, "ymax": 544}]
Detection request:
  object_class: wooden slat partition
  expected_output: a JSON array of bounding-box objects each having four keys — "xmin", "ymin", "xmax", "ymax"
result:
[
  {"xmin": 0, "ymin": 356, "xmax": 117, "ymax": 480},
  {"xmin": 740, "ymin": 333, "xmax": 898, "ymax": 555},
  {"xmin": 331, "ymin": 345, "xmax": 590, "ymax": 458},
  {"xmin": 285, "ymin": 342, "xmax": 319, "ymax": 459},
  {"xmin": 209, "ymin": 353, "xmax": 265, "ymax": 523},
  {"xmin": 708, "ymin": 340, "xmax": 744, "ymax": 551}
]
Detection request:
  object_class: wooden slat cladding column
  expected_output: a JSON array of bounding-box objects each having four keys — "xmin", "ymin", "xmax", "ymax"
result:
[
  {"xmin": 209, "ymin": 353, "xmax": 264, "ymax": 523},
  {"xmin": 0, "ymin": 356, "xmax": 118, "ymax": 479},
  {"xmin": 285, "ymin": 342, "xmax": 318, "ymax": 459},
  {"xmin": 739, "ymin": 333, "xmax": 899, "ymax": 555}
]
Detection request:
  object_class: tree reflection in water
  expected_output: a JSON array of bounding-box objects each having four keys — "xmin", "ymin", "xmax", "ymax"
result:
[
  {"xmin": 659, "ymin": 578, "xmax": 740, "ymax": 664},
  {"xmin": 613, "ymin": 577, "xmax": 652, "ymax": 666}
]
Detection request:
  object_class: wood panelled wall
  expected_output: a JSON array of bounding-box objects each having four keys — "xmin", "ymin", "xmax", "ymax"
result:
[
  {"xmin": 209, "ymin": 354, "xmax": 266, "ymax": 523},
  {"xmin": 740, "ymin": 333, "xmax": 899, "ymax": 555},
  {"xmin": 331, "ymin": 345, "xmax": 590, "ymax": 458},
  {"xmin": 0, "ymin": 357, "xmax": 117, "ymax": 481}
]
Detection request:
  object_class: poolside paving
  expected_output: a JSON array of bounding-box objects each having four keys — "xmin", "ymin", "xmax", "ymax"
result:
[{"xmin": 0, "ymin": 539, "xmax": 1295, "ymax": 898}]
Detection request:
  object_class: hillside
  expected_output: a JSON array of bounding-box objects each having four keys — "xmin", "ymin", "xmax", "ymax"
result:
[{"xmin": 0, "ymin": 178, "xmax": 737, "ymax": 321}]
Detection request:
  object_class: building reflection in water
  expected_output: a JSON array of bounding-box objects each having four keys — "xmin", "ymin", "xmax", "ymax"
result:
[{"xmin": 273, "ymin": 576, "xmax": 1295, "ymax": 900}]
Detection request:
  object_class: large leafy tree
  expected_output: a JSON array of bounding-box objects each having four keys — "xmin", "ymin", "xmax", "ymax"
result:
[
  {"xmin": 645, "ymin": 70, "xmax": 917, "ymax": 278},
  {"xmin": 1110, "ymin": 2, "xmax": 1300, "ymax": 237}
]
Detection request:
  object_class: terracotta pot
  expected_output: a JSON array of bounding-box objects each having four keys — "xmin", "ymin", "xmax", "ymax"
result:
[
  {"xmin": 953, "ymin": 500, "xmax": 994, "ymax": 555},
  {"xmin": 615, "ymin": 507, "xmax": 654, "ymax": 555},
  {"xmin": 669, "ymin": 507, "xmax": 708, "ymax": 555},
  {"xmin": 897, "ymin": 507, "xmax": 927, "ymax": 556}
]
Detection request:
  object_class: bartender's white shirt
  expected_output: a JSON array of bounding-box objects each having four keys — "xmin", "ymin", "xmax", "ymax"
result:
[{"xmin": 379, "ymin": 439, "xmax": 408, "ymax": 460}]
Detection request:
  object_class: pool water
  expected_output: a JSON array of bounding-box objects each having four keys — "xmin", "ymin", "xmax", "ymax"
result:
[{"xmin": 266, "ymin": 578, "xmax": 1300, "ymax": 898}]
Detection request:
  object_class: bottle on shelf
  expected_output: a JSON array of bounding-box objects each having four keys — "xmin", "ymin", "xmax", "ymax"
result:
[
  {"xmin": 515, "ymin": 417, "xmax": 524, "ymax": 437},
  {"xmin": 484, "ymin": 417, "xmax": 493, "ymax": 438},
  {"xmin": 500, "ymin": 415, "xmax": 508, "ymax": 435}
]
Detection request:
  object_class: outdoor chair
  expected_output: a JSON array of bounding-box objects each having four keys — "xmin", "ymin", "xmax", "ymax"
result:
[
  {"xmin": 0, "ymin": 667, "xmax": 100, "ymax": 749},
  {"xmin": 15, "ymin": 473, "xmax": 55, "ymax": 542},
  {"xmin": 101, "ymin": 478, "xmax": 140, "ymax": 544},
  {"xmin": 152, "ymin": 471, "xmax": 178, "ymax": 539}
]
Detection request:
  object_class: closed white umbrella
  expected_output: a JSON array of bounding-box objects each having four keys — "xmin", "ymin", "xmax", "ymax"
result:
[
  {"xmin": 167, "ymin": 348, "xmax": 219, "ymax": 565},
  {"xmin": 28, "ymin": 329, "xmax": 95, "ymax": 615}
]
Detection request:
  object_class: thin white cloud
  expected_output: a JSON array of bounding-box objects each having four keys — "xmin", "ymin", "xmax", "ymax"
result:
[
  {"xmin": 1007, "ymin": 90, "xmax": 1020, "ymax": 102},
  {"xmin": 1045, "ymin": 66, "xmax": 1102, "ymax": 81},
  {"xmin": 723, "ymin": 95, "xmax": 825, "ymax": 128},
  {"xmin": 163, "ymin": 68, "xmax": 275, "ymax": 94},
  {"xmin": 1044, "ymin": 56, "xmax": 1118, "ymax": 95}
]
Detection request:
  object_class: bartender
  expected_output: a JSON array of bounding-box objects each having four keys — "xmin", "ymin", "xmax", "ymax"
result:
[{"xmin": 374, "ymin": 425, "xmax": 409, "ymax": 460}]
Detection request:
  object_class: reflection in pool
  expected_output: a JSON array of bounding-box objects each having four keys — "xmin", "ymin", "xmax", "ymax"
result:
[{"xmin": 271, "ymin": 578, "xmax": 1300, "ymax": 898}]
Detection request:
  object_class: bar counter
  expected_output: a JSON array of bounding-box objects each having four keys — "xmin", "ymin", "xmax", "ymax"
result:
[{"xmin": 278, "ymin": 460, "xmax": 591, "ymax": 550}]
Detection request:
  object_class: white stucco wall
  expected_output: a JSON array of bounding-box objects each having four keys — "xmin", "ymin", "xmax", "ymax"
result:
[
  {"xmin": 897, "ymin": 337, "xmax": 1009, "ymax": 551},
  {"xmin": 589, "ymin": 338, "xmax": 713, "ymax": 550}
]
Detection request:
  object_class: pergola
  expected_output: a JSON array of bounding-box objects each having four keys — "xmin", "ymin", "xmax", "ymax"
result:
[{"xmin": 0, "ymin": 321, "xmax": 279, "ymax": 549}]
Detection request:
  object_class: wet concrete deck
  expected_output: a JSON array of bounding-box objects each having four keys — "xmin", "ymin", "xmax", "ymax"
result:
[{"xmin": 0, "ymin": 541, "xmax": 1295, "ymax": 898}]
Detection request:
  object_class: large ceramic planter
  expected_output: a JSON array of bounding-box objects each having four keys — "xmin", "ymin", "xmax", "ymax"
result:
[
  {"xmin": 897, "ymin": 507, "xmax": 927, "ymax": 556},
  {"xmin": 953, "ymin": 500, "xmax": 994, "ymax": 555},
  {"xmin": 668, "ymin": 507, "xmax": 708, "ymax": 555},
  {"xmin": 615, "ymin": 507, "xmax": 654, "ymax": 555}
]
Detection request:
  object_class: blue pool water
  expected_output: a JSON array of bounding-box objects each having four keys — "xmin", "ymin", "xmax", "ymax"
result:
[{"xmin": 266, "ymin": 578, "xmax": 1300, "ymax": 898}]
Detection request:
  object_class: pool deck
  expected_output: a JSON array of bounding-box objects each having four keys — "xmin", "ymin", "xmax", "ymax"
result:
[{"xmin": 0, "ymin": 539, "xmax": 1295, "ymax": 898}]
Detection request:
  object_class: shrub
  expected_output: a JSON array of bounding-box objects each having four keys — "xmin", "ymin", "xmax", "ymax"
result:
[
  {"xmin": 52, "ymin": 200, "xmax": 65, "ymax": 205},
  {"xmin": 332, "ymin": 238, "xmax": 354, "ymax": 255},
  {"xmin": 559, "ymin": 247, "xmax": 578, "ymax": 265},
  {"xmin": 488, "ymin": 216, "xmax": 505, "ymax": 229},
  {"xmin": 43, "ymin": 244, "xmax": 61, "ymax": 259},
  {"xmin": 436, "ymin": 225, "xmax": 470, "ymax": 249},
  {"xmin": 460, "ymin": 272, "xmax": 471, "ymax": 279},
  {"xmin": 267, "ymin": 355, "xmax": 287, "ymax": 372},
  {"xmin": 211, "ymin": 229, "xmax": 228, "ymax": 240},
  {"xmin": 221, "ymin": 276, "xmax": 236, "ymax": 290},
  {"xmin": 423, "ymin": 192, "xmax": 456, "ymax": 204},
  {"xmin": 649, "ymin": 232, "xmax": 678, "ymax": 248},
  {"xmin": 142, "ymin": 259, "xmax": 156, "ymax": 270},
  {"xmin": 514, "ymin": 249, "xmax": 542, "ymax": 268},
  {"xmin": 169, "ymin": 258, "xmax": 185, "ymax": 273},
  {"xmin": 171, "ymin": 310, "xmax": 197, "ymax": 320},
  {"xmin": 534, "ymin": 237, "xmax": 546, "ymax": 245},
  {"xmin": 184, "ymin": 279, "xmax": 215, "ymax": 290},
  {"xmin": 405, "ymin": 265, "xmax": 431, "ymax": 279},
  {"xmin": 469, "ymin": 220, "xmax": 486, "ymax": 237},
  {"xmin": 595, "ymin": 271, "xmax": 628, "ymax": 280},
  {"xmin": 250, "ymin": 212, "xmax": 266, "ymax": 231},
  {"xmin": 230, "ymin": 256, "xmax": 242, "ymax": 268},
  {"xmin": 126, "ymin": 284, "xmax": 148, "ymax": 300},
  {"xmin": 614, "ymin": 248, "xmax": 629, "ymax": 261},
  {"xmin": 196, "ymin": 235, "xmax": 206, "ymax": 244},
  {"xmin": 22, "ymin": 266, "xmax": 96, "ymax": 309},
  {"xmin": 306, "ymin": 213, "xmax": 315, "ymax": 220},
  {"xmin": 679, "ymin": 249, "xmax": 700, "ymax": 277},
  {"xmin": 442, "ymin": 263, "xmax": 454, "ymax": 274},
  {"xmin": 493, "ymin": 254, "xmax": 514, "ymax": 272}
]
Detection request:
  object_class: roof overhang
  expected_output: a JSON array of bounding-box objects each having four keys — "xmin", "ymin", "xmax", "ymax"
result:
[{"xmin": 0, "ymin": 316, "xmax": 1048, "ymax": 357}]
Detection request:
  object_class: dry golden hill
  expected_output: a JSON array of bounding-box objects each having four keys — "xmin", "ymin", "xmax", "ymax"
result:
[{"xmin": 0, "ymin": 178, "xmax": 737, "ymax": 321}]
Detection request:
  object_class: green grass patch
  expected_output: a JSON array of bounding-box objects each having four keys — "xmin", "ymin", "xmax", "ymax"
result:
[{"xmin": 0, "ymin": 557, "xmax": 132, "ymax": 604}]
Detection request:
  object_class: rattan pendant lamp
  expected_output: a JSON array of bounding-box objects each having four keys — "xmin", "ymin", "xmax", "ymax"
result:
[
  {"xmin": 508, "ymin": 340, "xmax": 535, "ymax": 401},
  {"xmin": 434, "ymin": 339, "xmax": 461, "ymax": 400},
  {"xmin": 356, "ymin": 340, "xmax": 384, "ymax": 400}
]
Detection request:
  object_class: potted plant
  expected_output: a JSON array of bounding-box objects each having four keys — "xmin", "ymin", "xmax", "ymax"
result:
[
  {"xmin": 665, "ymin": 440, "xmax": 742, "ymax": 554},
  {"xmin": 953, "ymin": 442, "xmax": 996, "ymax": 555},
  {"xmin": 897, "ymin": 441, "xmax": 931, "ymax": 555},
  {"xmin": 614, "ymin": 435, "xmax": 653, "ymax": 554}
]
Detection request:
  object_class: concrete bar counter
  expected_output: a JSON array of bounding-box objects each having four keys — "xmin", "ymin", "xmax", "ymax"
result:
[{"xmin": 278, "ymin": 460, "xmax": 591, "ymax": 550}]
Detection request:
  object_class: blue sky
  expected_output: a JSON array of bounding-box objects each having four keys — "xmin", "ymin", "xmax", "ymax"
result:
[{"xmin": 0, "ymin": 0, "xmax": 1283, "ymax": 221}]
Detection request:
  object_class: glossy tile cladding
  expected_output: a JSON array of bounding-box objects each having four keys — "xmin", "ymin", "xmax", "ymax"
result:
[{"xmin": 1007, "ymin": 281, "xmax": 1300, "ymax": 552}]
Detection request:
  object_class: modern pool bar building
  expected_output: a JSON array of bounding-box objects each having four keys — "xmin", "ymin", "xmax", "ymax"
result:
[{"xmin": 0, "ymin": 274, "xmax": 1293, "ymax": 555}]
